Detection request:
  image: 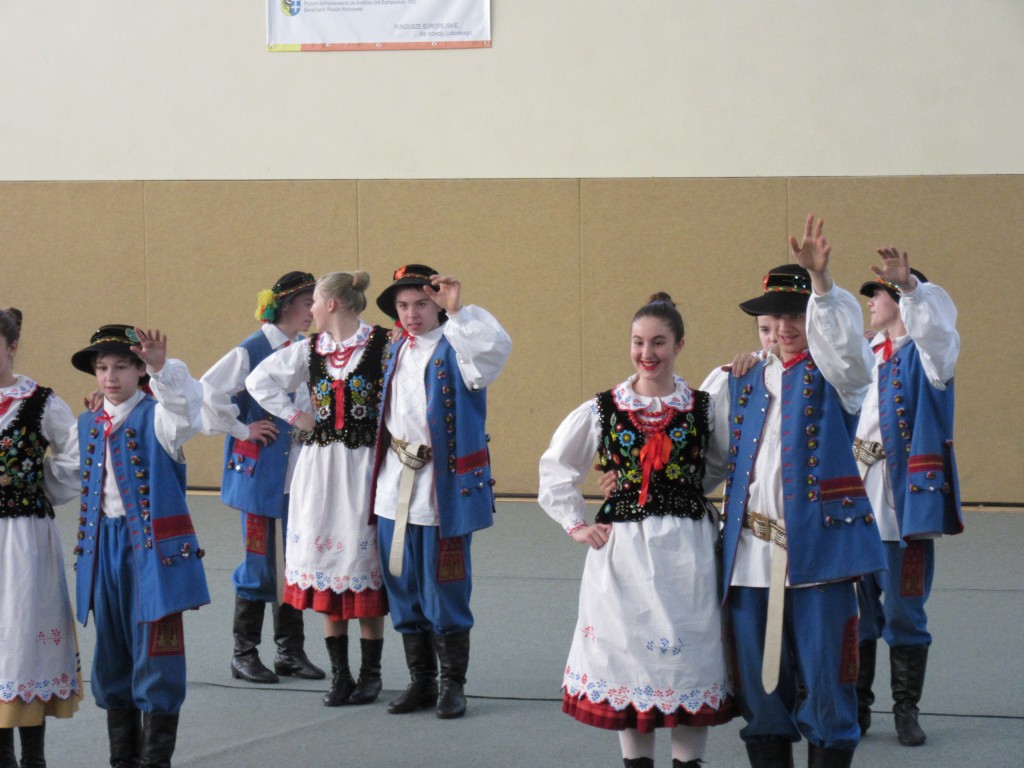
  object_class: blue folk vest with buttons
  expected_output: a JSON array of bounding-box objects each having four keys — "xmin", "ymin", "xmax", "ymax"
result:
[
  {"xmin": 220, "ymin": 330, "xmax": 295, "ymax": 519},
  {"xmin": 373, "ymin": 334, "xmax": 494, "ymax": 540},
  {"xmin": 720, "ymin": 355, "xmax": 886, "ymax": 591},
  {"xmin": 877, "ymin": 340, "xmax": 962, "ymax": 540},
  {"xmin": 0, "ymin": 385, "xmax": 54, "ymax": 520},
  {"xmin": 75, "ymin": 398, "xmax": 210, "ymax": 625}
]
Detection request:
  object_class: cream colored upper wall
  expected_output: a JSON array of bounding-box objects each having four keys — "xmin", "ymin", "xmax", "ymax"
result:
[{"xmin": 2, "ymin": 2, "xmax": 1022, "ymax": 180}]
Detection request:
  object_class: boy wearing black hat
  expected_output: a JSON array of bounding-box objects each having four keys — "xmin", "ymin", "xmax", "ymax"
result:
[
  {"xmin": 370, "ymin": 265, "xmax": 511, "ymax": 720},
  {"xmin": 703, "ymin": 216, "xmax": 885, "ymax": 768},
  {"xmin": 847, "ymin": 249, "xmax": 962, "ymax": 747},
  {"xmin": 70, "ymin": 325, "xmax": 208, "ymax": 768},
  {"xmin": 200, "ymin": 272, "xmax": 325, "ymax": 685}
]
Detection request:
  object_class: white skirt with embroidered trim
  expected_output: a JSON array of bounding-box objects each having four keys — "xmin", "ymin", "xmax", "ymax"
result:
[
  {"xmin": 284, "ymin": 442, "xmax": 383, "ymax": 594},
  {"xmin": 0, "ymin": 516, "xmax": 81, "ymax": 725},
  {"xmin": 561, "ymin": 513, "xmax": 732, "ymax": 716}
]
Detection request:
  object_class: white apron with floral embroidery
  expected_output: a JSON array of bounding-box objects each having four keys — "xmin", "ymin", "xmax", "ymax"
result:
[
  {"xmin": 562, "ymin": 512, "xmax": 730, "ymax": 715},
  {"xmin": 284, "ymin": 325, "xmax": 380, "ymax": 595},
  {"xmin": 284, "ymin": 440, "xmax": 383, "ymax": 594},
  {"xmin": 0, "ymin": 516, "xmax": 80, "ymax": 710}
]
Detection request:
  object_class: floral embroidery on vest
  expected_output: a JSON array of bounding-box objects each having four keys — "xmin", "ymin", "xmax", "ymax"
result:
[
  {"xmin": 595, "ymin": 388, "xmax": 711, "ymax": 524},
  {"xmin": 306, "ymin": 328, "xmax": 388, "ymax": 449},
  {"xmin": 0, "ymin": 385, "xmax": 55, "ymax": 519}
]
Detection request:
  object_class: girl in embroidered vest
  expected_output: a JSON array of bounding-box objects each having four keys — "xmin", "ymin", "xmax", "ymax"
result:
[
  {"xmin": 0, "ymin": 308, "xmax": 82, "ymax": 767},
  {"xmin": 247, "ymin": 270, "xmax": 391, "ymax": 708},
  {"xmin": 539, "ymin": 294, "xmax": 735, "ymax": 768}
]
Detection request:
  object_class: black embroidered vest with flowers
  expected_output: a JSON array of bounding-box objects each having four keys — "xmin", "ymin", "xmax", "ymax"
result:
[
  {"xmin": 594, "ymin": 388, "xmax": 711, "ymax": 524},
  {"xmin": 306, "ymin": 328, "xmax": 388, "ymax": 449},
  {"xmin": 0, "ymin": 385, "xmax": 55, "ymax": 519}
]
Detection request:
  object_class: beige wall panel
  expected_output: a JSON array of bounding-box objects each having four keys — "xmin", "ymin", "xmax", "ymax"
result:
[
  {"xmin": 788, "ymin": 177, "xmax": 1024, "ymax": 504},
  {"xmin": 0, "ymin": 182, "xmax": 146, "ymax": 418},
  {"xmin": 357, "ymin": 180, "xmax": 582, "ymax": 495},
  {"xmin": 143, "ymin": 181, "xmax": 359, "ymax": 487},
  {"xmin": 580, "ymin": 179, "xmax": 790, "ymax": 392},
  {"xmin": 577, "ymin": 178, "xmax": 790, "ymax": 494}
]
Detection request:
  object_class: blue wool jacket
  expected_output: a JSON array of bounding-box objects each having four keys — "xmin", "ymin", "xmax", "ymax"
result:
[
  {"xmin": 878, "ymin": 340, "xmax": 963, "ymax": 541},
  {"xmin": 371, "ymin": 334, "xmax": 495, "ymax": 540},
  {"xmin": 219, "ymin": 330, "xmax": 294, "ymax": 519},
  {"xmin": 720, "ymin": 355, "xmax": 886, "ymax": 593},
  {"xmin": 74, "ymin": 398, "xmax": 210, "ymax": 625}
]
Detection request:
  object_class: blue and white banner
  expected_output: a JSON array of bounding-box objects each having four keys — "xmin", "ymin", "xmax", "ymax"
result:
[{"xmin": 268, "ymin": 0, "xmax": 491, "ymax": 51}]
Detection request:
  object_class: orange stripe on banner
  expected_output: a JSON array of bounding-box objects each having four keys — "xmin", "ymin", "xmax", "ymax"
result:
[
  {"xmin": 268, "ymin": 41, "xmax": 491, "ymax": 52},
  {"xmin": 908, "ymin": 454, "xmax": 944, "ymax": 472}
]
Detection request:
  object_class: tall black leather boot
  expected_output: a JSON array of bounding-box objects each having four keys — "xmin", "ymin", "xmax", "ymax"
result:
[
  {"xmin": 272, "ymin": 602, "xmax": 325, "ymax": 680},
  {"xmin": 387, "ymin": 632, "xmax": 438, "ymax": 714},
  {"xmin": 230, "ymin": 596, "xmax": 278, "ymax": 683},
  {"xmin": 434, "ymin": 630, "xmax": 470, "ymax": 719},
  {"xmin": 347, "ymin": 638, "xmax": 384, "ymax": 705},
  {"xmin": 622, "ymin": 759, "xmax": 654, "ymax": 768},
  {"xmin": 17, "ymin": 724, "xmax": 45, "ymax": 768},
  {"xmin": 891, "ymin": 644, "xmax": 929, "ymax": 746},
  {"xmin": 139, "ymin": 714, "xmax": 177, "ymax": 768},
  {"xmin": 1, "ymin": 728, "xmax": 17, "ymax": 768},
  {"xmin": 744, "ymin": 737, "xmax": 794, "ymax": 768},
  {"xmin": 807, "ymin": 743, "xmax": 854, "ymax": 768},
  {"xmin": 322, "ymin": 635, "xmax": 356, "ymax": 707},
  {"xmin": 107, "ymin": 709, "xmax": 142, "ymax": 768},
  {"xmin": 856, "ymin": 639, "xmax": 877, "ymax": 735}
]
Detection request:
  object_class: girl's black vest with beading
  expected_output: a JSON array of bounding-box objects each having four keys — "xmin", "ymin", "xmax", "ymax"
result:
[{"xmin": 594, "ymin": 388, "xmax": 712, "ymax": 525}]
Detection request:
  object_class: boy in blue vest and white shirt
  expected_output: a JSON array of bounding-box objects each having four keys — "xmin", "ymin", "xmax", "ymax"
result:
[
  {"xmin": 703, "ymin": 216, "xmax": 886, "ymax": 768},
  {"xmin": 370, "ymin": 265, "xmax": 511, "ymax": 720},
  {"xmin": 71, "ymin": 324, "xmax": 209, "ymax": 768},
  {"xmin": 201, "ymin": 271, "xmax": 325, "ymax": 684},
  {"xmin": 849, "ymin": 249, "xmax": 962, "ymax": 746}
]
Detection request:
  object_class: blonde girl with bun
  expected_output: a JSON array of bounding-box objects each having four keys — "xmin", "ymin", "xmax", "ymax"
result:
[{"xmin": 247, "ymin": 271, "xmax": 392, "ymax": 707}]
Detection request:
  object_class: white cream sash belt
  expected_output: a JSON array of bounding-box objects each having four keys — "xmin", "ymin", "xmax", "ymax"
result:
[
  {"xmin": 744, "ymin": 510, "xmax": 787, "ymax": 694},
  {"xmin": 388, "ymin": 436, "xmax": 432, "ymax": 578}
]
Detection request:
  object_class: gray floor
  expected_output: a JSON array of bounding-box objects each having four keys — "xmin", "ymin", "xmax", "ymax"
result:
[{"xmin": 33, "ymin": 498, "xmax": 1024, "ymax": 767}]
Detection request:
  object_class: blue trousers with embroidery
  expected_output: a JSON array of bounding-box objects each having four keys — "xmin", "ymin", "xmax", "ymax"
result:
[
  {"xmin": 857, "ymin": 539, "xmax": 934, "ymax": 647},
  {"xmin": 91, "ymin": 517, "xmax": 187, "ymax": 715},
  {"xmin": 728, "ymin": 582, "xmax": 860, "ymax": 751},
  {"xmin": 377, "ymin": 519, "xmax": 473, "ymax": 635},
  {"xmin": 232, "ymin": 501, "xmax": 289, "ymax": 602}
]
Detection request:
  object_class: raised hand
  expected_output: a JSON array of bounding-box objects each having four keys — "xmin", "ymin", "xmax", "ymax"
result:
[
  {"xmin": 789, "ymin": 214, "xmax": 833, "ymax": 293},
  {"xmin": 129, "ymin": 328, "xmax": 167, "ymax": 372},
  {"xmin": 872, "ymin": 247, "xmax": 916, "ymax": 293},
  {"xmin": 427, "ymin": 275, "xmax": 464, "ymax": 315}
]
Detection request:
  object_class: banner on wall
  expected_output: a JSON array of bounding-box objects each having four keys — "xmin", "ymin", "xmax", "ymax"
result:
[{"xmin": 268, "ymin": 0, "xmax": 490, "ymax": 51}]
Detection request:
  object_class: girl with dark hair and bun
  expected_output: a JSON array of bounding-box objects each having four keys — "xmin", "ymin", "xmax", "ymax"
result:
[
  {"xmin": 0, "ymin": 308, "xmax": 82, "ymax": 767},
  {"xmin": 539, "ymin": 293, "xmax": 735, "ymax": 768},
  {"xmin": 247, "ymin": 271, "xmax": 392, "ymax": 708}
]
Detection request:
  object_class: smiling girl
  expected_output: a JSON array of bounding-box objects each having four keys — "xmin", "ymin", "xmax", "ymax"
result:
[{"xmin": 539, "ymin": 293, "xmax": 735, "ymax": 768}]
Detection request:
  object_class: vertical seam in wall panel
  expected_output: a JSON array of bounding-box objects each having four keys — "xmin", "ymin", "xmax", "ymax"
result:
[
  {"xmin": 142, "ymin": 181, "xmax": 149, "ymax": 326},
  {"xmin": 577, "ymin": 178, "xmax": 584, "ymax": 405},
  {"xmin": 355, "ymin": 180, "xmax": 361, "ymax": 271}
]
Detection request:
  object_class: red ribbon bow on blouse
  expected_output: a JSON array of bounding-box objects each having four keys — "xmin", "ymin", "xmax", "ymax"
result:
[
  {"xmin": 872, "ymin": 337, "xmax": 894, "ymax": 362},
  {"xmin": 637, "ymin": 430, "xmax": 672, "ymax": 507},
  {"xmin": 95, "ymin": 411, "xmax": 114, "ymax": 438}
]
